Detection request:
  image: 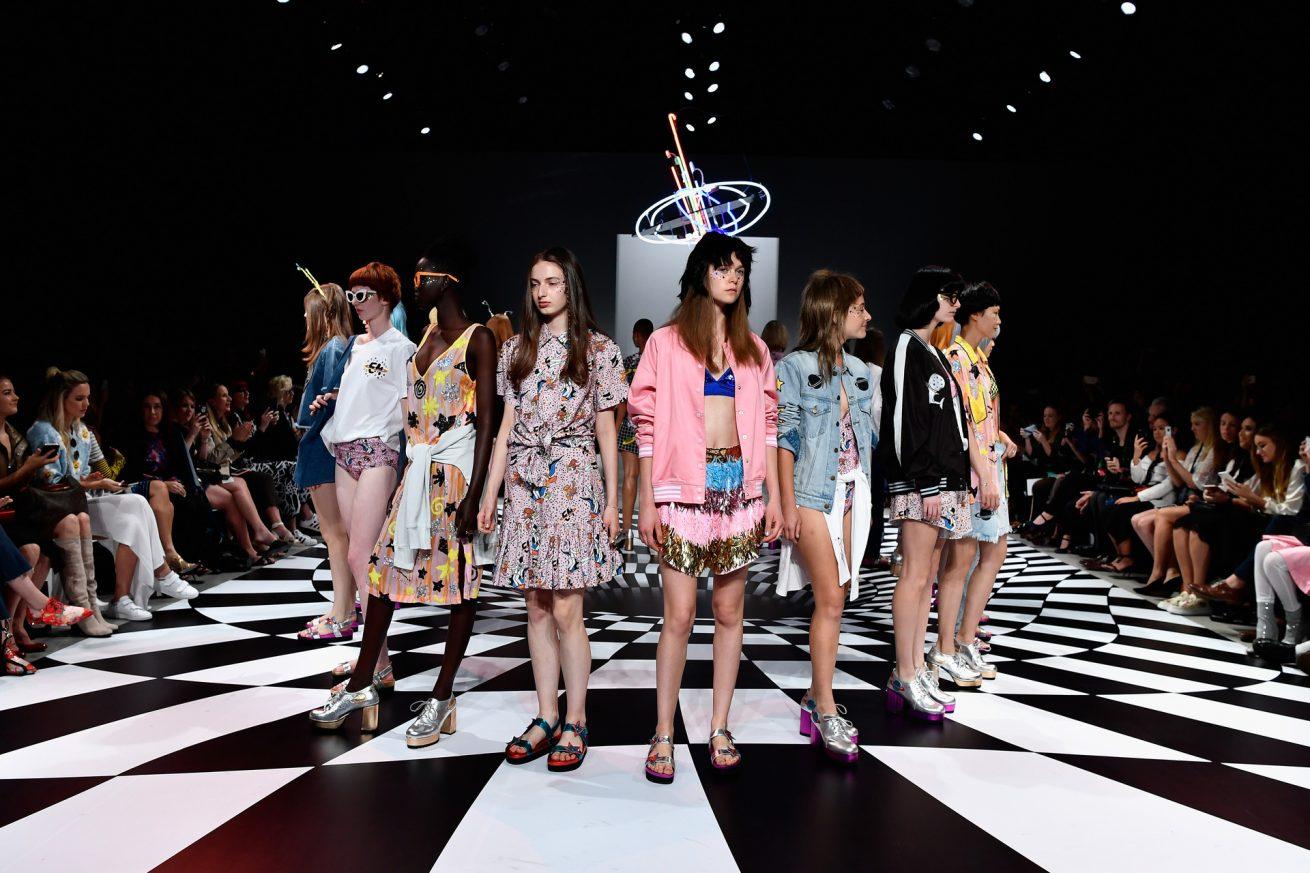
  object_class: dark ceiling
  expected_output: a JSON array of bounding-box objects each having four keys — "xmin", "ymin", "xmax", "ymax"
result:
[{"xmin": 9, "ymin": 1, "xmax": 1304, "ymax": 163}]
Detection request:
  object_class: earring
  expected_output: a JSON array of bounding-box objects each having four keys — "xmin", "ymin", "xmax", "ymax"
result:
[{"xmin": 428, "ymin": 307, "xmax": 439, "ymax": 326}]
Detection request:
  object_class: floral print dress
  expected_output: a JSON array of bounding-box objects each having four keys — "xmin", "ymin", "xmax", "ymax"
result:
[
  {"xmin": 368, "ymin": 324, "xmax": 480, "ymax": 605},
  {"xmin": 494, "ymin": 329, "xmax": 626, "ymax": 590}
]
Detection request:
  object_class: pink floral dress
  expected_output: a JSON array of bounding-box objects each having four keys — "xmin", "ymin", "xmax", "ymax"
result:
[{"xmin": 494, "ymin": 330, "xmax": 627, "ymax": 589}]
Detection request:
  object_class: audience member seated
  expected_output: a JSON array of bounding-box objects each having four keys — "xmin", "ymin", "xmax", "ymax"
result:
[
  {"xmin": 1079, "ymin": 413, "xmax": 1177, "ymax": 574},
  {"xmin": 203, "ymin": 383, "xmax": 295, "ymax": 544},
  {"xmin": 120, "ymin": 390, "xmax": 218, "ymax": 574},
  {"xmin": 0, "ymin": 373, "xmax": 114, "ymax": 637},
  {"xmin": 1170, "ymin": 413, "xmax": 1259, "ymax": 599},
  {"xmin": 174, "ymin": 390, "xmax": 285, "ymax": 567},
  {"xmin": 243, "ymin": 375, "xmax": 314, "ymax": 544},
  {"xmin": 1195, "ymin": 427, "xmax": 1308, "ymax": 614},
  {"xmin": 1128, "ymin": 406, "xmax": 1218, "ymax": 611},
  {"xmin": 29, "ymin": 369, "xmax": 197, "ymax": 625},
  {"xmin": 1017, "ymin": 404, "xmax": 1078, "ymax": 528},
  {"xmin": 2, "ymin": 521, "xmax": 90, "ymax": 673}
]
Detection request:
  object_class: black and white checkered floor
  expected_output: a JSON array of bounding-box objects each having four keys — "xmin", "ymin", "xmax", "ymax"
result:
[{"xmin": 4, "ymin": 532, "xmax": 1310, "ymax": 872}]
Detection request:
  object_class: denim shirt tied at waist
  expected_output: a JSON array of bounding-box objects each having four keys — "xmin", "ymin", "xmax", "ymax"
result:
[{"xmin": 776, "ymin": 349, "xmax": 877, "ymax": 513}]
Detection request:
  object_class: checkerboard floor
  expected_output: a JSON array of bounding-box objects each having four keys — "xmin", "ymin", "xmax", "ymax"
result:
[{"xmin": 4, "ymin": 531, "xmax": 1309, "ymax": 872}]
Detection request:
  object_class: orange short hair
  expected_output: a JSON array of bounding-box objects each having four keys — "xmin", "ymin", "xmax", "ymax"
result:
[{"xmin": 348, "ymin": 261, "xmax": 402, "ymax": 307}]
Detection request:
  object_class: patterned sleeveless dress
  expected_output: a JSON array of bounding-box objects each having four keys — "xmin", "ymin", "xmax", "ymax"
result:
[{"xmin": 368, "ymin": 323, "xmax": 480, "ymax": 605}]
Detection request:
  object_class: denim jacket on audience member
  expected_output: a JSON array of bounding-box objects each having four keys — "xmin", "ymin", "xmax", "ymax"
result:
[{"xmin": 776, "ymin": 349, "xmax": 877, "ymax": 512}]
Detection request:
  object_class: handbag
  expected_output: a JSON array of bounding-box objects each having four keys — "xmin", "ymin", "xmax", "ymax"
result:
[{"xmin": 16, "ymin": 475, "xmax": 89, "ymax": 537}]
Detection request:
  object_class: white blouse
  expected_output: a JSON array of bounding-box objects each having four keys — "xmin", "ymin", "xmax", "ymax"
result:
[{"xmin": 320, "ymin": 328, "xmax": 417, "ymax": 453}]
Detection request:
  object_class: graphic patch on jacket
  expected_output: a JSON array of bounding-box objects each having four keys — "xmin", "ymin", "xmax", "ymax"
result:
[{"xmin": 927, "ymin": 373, "xmax": 946, "ymax": 409}]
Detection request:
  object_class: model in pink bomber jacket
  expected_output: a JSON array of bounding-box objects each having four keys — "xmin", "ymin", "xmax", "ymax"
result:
[{"xmin": 627, "ymin": 325, "xmax": 778, "ymax": 505}]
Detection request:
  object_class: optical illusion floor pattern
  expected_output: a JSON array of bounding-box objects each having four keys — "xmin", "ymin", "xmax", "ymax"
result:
[{"xmin": 3, "ymin": 532, "xmax": 1310, "ymax": 872}]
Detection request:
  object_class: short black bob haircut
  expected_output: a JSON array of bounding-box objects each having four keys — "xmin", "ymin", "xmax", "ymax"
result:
[
  {"xmin": 894, "ymin": 265, "xmax": 963, "ymax": 329},
  {"xmin": 954, "ymin": 281, "xmax": 1002, "ymax": 325}
]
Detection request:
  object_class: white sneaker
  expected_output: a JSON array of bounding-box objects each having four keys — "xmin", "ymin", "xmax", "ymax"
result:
[
  {"xmin": 291, "ymin": 528, "xmax": 317, "ymax": 545},
  {"xmin": 299, "ymin": 515, "xmax": 321, "ymax": 535},
  {"xmin": 112, "ymin": 596, "xmax": 152, "ymax": 622},
  {"xmin": 156, "ymin": 572, "xmax": 199, "ymax": 600}
]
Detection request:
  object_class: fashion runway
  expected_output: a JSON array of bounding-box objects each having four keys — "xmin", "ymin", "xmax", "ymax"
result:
[{"xmin": 3, "ymin": 532, "xmax": 1309, "ymax": 872}]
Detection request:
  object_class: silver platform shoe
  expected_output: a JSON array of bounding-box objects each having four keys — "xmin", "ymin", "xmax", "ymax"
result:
[
  {"xmin": 928, "ymin": 645, "xmax": 983, "ymax": 688},
  {"xmin": 309, "ymin": 683, "xmax": 380, "ymax": 731},
  {"xmin": 405, "ymin": 695, "xmax": 457, "ymax": 748},
  {"xmin": 885, "ymin": 667, "xmax": 945, "ymax": 721},
  {"xmin": 812, "ymin": 707, "xmax": 859, "ymax": 763},
  {"xmin": 959, "ymin": 639, "xmax": 997, "ymax": 679},
  {"xmin": 918, "ymin": 665, "xmax": 957, "ymax": 713}
]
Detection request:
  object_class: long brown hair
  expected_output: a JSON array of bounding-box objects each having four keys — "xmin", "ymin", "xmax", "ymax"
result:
[
  {"xmin": 1252, "ymin": 425, "xmax": 1295, "ymax": 501},
  {"xmin": 670, "ymin": 233, "xmax": 762, "ymax": 371},
  {"xmin": 302, "ymin": 283, "xmax": 352, "ymax": 370},
  {"xmin": 507, "ymin": 247, "xmax": 603, "ymax": 391},
  {"xmin": 37, "ymin": 367, "xmax": 90, "ymax": 435},
  {"xmin": 796, "ymin": 270, "xmax": 865, "ymax": 381}
]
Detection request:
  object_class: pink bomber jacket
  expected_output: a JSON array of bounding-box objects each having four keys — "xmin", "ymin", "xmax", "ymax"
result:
[{"xmin": 628, "ymin": 325, "xmax": 778, "ymax": 505}]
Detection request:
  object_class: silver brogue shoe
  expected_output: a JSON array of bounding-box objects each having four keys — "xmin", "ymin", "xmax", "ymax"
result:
[
  {"xmin": 917, "ymin": 666, "xmax": 956, "ymax": 713},
  {"xmin": 309, "ymin": 683, "xmax": 380, "ymax": 731},
  {"xmin": 958, "ymin": 639, "xmax": 997, "ymax": 679},
  {"xmin": 405, "ymin": 695, "xmax": 457, "ymax": 748},
  {"xmin": 813, "ymin": 709, "xmax": 859, "ymax": 763},
  {"xmin": 927, "ymin": 645, "xmax": 983, "ymax": 687},
  {"xmin": 885, "ymin": 668, "xmax": 946, "ymax": 721}
]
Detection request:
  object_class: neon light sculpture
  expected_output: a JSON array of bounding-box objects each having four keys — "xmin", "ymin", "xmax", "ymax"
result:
[{"xmin": 634, "ymin": 113, "xmax": 771, "ymax": 244}]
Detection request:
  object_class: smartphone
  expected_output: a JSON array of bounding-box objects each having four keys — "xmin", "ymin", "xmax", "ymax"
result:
[
  {"xmin": 1064, "ymin": 423, "xmax": 1075, "ymax": 435},
  {"xmin": 1218, "ymin": 470, "xmax": 1238, "ymax": 492},
  {"xmin": 38, "ymin": 444, "xmax": 59, "ymax": 457},
  {"xmin": 1164, "ymin": 426, "xmax": 1172, "ymax": 438}
]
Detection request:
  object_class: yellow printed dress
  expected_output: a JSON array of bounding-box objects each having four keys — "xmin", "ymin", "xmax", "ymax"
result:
[{"xmin": 368, "ymin": 324, "xmax": 480, "ymax": 605}]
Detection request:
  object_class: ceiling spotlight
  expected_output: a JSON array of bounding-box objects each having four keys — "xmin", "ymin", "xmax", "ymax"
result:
[
  {"xmin": 474, "ymin": 24, "xmax": 489, "ymax": 37},
  {"xmin": 713, "ymin": 22, "xmax": 725, "ymax": 34},
  {"xmin": 518, "ymin": 95, "xmax": 528, "ymax": 104},
  {"xmin": 356, "ymin": 64, "xmax": 369, "ymax": 74},
  {"xmin": 684, "ymin": 67, "xmax": 695, "ymax": 79},
  {"xmin": 420, "ymin": 127, "xmax": 431, "ymax": 134},
  {"xmin": 681, "ymin": 32, "xmax": 692, "ymax": 44},
  {"xmin": 686, "ymin": 123, "xmax": 696, "ymax": 132},
  {"xmin": 382, "ymin": 92, "xmax": 392, "ymax": 100},
  {"xmin": 376, "ymin": 72, "xmax": 384, "ymax": 78},
  {"xmin": 1069, "ymin": 50, "xmax": 1082, "ymax": 59},
  {"xmin": 330, "ymin": 43, "xmax": 342, "ymax": 51},
  {"xmin": 905, "ymin": 64, "xmax": 921, "ymax": 79},
  {"xmin": 684, "ymin": 91, "xmax": 694, "ymax": 101},
  {"xmin": 708, "ymin": 61, "xmax": 720, "ymax": 72},
  {"xmin": 497, "ymin": 61, "xmax": 510, "ymax": 72},
  {"xmin": 707, "ymin": 83, "xmax": 719, "ymax": 93},
  {"xmin": 1038, "ymin": 70, "xmax": 1051, "ymax": 83},
  {"xmin": 707, "ymin": 116, "xmax": 717, "ymax": 124},
  {"xmin": 277, "ymin": 0, "xmax": 290, "ymax": 4},
  {"xmin": 881, "ymin": 98, "xmax": 895, "ymax": 110},
  {"xmin": 925, "ymin": 38, "xmax": 942, "ymax": 52},
  {"xmin": 971, "ymin": 132, "xmax": 983, "ymax": 141},
  {"xmin": 1121, "ymin": 2, "xmax": 1136, "ymax": 14},
  {"xmin": 1005, "ymin": 103, "xmax": 1017, "ymax": 113}
]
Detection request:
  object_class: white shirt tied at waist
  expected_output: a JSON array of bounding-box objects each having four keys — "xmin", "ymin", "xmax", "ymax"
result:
[
  {"xmin": 776, "ymin": 466, "xmax": 872, "ymax": 600},
  {"xmin": 392, "ymin": 423, "xmax": 496, "ymax": 571}
]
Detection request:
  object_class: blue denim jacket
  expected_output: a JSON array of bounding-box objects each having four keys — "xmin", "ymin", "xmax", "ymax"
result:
[
  {"xmin": 776, "ymin": 349, "xmax": 877, "ymax": 512},
  {"xmin": 295, "ymin": 335, "xmax": 353, "ymax": 488}
]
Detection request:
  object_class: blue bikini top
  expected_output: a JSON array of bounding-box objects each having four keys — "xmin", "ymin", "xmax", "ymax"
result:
[{"xmin": 704, "ymin": 367, "xmax": 736, "ymax": 398}]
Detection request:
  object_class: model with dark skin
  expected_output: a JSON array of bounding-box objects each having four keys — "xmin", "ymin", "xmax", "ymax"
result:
[{"xmin": 341, "ymin": 256, "xmax": 499, "ymax": 702}]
